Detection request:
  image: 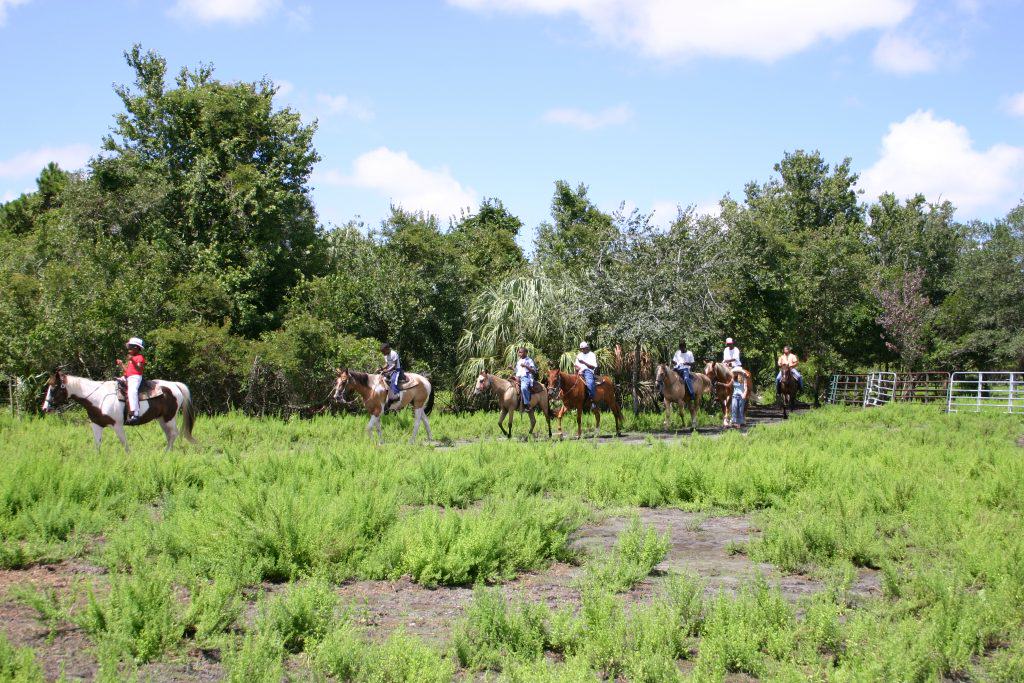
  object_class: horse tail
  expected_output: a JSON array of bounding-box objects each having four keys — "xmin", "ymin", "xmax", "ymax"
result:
[
  {"xmin": 425, "ymin": 381, "xmax": 436, "ymax": 415},
  {"xmin": 178, "ymin": 383, "xmax": 197, "ymax": 442}
]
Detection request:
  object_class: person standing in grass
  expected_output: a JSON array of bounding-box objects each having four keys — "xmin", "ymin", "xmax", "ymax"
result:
[
  {"xmin": 513, "ymin": 347, "xmax": 537, "ymax": 412},
  {"xmin": 730, "ymin": 366, "xmax": 750, "ymax": 429}
]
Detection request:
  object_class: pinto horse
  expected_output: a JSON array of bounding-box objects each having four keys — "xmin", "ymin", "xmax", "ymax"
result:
[
  {"xmin": 655, "ymin": 364, "xmax": 710, "ymax": 431},
  {"xmin": 777, "ymin": 365, "xmax": 798, "ymax": 418},
  {"xmin": 703, "ymin": 361, "xmax": 734, "ymax": 427},
  {"xmin": 41, "ymin": 369, "xmax": 196, "ymax": 452},
  {"xmin": 333, "ymin": 368, "xmax": 434, "ymax": 443},
  {"xmin": 546, "ymin": 369, "xmax": 623, "ymax": 439},
  {"xmin": 473, "ymin": 371, "xmax": 552, "ymax": 439}
]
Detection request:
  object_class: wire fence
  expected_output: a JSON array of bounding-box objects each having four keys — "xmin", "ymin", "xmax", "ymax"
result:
[
  {"xmin": 947, "ymin": 372, "xmax": 1024, "ymax": 414},
  {"xmin": 826, "ymin": 369, "xmax": 1024, "ymax": 414}
]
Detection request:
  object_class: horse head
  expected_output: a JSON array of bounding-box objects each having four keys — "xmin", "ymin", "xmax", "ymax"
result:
[
  {"xmin": 546, "ymin": 368, "xmax": 563, "ymax": 400},
  {"xmin": 333, "ymin": 368, "xmax": 350, "ymax": 402},
  {"xmin": 42, "ymin": 367, "xmax": 67, "ymax": 412},
  {"xmin": 473, "ymin": 371, "xmax": 491, "ymax": 395}
]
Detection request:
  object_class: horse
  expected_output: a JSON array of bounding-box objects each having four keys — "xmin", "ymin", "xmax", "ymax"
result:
[
  {"xmin": 473, "ymin": 371, "xmax": 552, "ymax": 439},
  {"xmin": 333, "ymin": 368, "xmax": 434, "ymax": 443},
  {"xmin": 777, "ymin": 365, "xmax": 798, "ymax": 418},
  {"xmin": 41, "ymin": 369, "xmax": 196, "ymax": 452},
  {"xmin": 703, "ymin": 361, "xmax": 734, "ymax": 427},
  {"xmin": 655, "ymin": 364, "xmax": 711, "ymax": 431},
  {"xmin": 546, "ymin": 369, "xmax": 623, "ymax": 439}
]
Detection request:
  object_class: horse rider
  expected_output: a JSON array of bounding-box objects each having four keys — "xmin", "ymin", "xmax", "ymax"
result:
[
  {"xmin": 513, "ymin": 347, "xmax": 537, "ymax": 411},
  {"xmin": 377, "ymin": 342, "xmax": 404, "ymax": 406},
  {"xmin": 723, "ymin": 337, "xmax": 741, "ymax": 369},
  {"xmin": 116, "ymin": 337, "xmax": 146, "ymax": 425},
  {"xmin": 671, "ymin": 338, "xmax": 695, "ymax": 398},
  {"xmin": 574, "ymin": 341, "xmax": 598, "ymax": 402},
  {"xmin": 730, "ymin": 366, "xmax": 750, "ymax": 429},
  {"xmin": 776, "ymin": 345, "xmax": 803, "ymax": 392}
]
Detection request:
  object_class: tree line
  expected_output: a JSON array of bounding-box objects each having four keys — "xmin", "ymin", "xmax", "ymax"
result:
[{"xmin": 2, "ymin": 47, "xmax": 1022, "ymax": 413}]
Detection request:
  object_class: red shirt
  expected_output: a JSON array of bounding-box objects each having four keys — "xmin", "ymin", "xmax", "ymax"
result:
[{"xmin": 124, "ymin": 354, "xmax": 145, "ymax": 377}]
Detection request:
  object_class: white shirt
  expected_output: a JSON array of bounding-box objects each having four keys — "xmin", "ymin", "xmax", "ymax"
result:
[
  {"xmin": 384, "ymin": 350, "xmax": 400, "ymax": 369},
  {"xmin": 723, "ymin": 346, "xmax": 741, "ymax": 366},
  {"xmin": 575, "ymin": 351, "xmax": 598, "ymax": 372},
  {"xmin": 515, "ymin": 357, "xmax": 536, "ymax": 378},
  {"xmin": 672, "ymin": 350, "xmax": 694, "ymax": 369}
]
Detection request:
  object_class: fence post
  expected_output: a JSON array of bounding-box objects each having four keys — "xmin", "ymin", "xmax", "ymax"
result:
[
  {"xmin": 1011, "ymin": 373, "xmax": 1017, "ymax": 414},
  {"xmin": 977, "ymin": 373, "xmax": 983, "ymax": 413}
]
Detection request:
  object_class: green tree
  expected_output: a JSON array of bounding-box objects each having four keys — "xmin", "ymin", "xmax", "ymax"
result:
[
  {"xmin": 534, "ymin": 181, "xmax": 615, "ymax": 277},
  {"xmin": 448, "ymin": 198, "xmax": 526, "ymax": 291},
  {"xmin": 88, "ymin": 44, "xmax": 323, "ymax": 336}
]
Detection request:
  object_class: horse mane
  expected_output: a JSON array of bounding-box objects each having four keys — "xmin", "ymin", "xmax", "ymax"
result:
[{"xmin": 348, "ymin": 371, "xmax": 370, "ymax": 387}]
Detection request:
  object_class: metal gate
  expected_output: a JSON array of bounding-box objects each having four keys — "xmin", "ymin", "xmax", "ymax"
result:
[
  {"xmin": 946, "ymin": 372, "xmax": 1024, "ymax": 414},
  {"xmin": 827, "ymin": 374, "xmax": 868, "ymax": 405},
  {"xmin": 863, "ymin": 372, "xmax": 897, "ymax": 407}
]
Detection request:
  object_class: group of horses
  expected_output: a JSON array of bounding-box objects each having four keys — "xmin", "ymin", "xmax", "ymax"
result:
[{"xmin": 40, "ymin": 357, "xmax": 800, "ymax": 451}]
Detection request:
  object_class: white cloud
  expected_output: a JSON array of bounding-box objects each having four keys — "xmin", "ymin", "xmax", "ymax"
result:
[
  {"xmin": 274, "ymin": 79, "xmax": 295, "ymax": 98},
  {"xmin": 0, "ymin": 0, "xmax": 31, "ymax": 26},
  {"xmin": 314, "ymin": 93, "xmax": 374, "ymax": 121},
  {"xmin": 872, "ymin": 32, "xmax": 938, "ymax": 74},
  {"xmin": 542, "ymin": 104, "xmax": 632, "ymax": 131},
  {"xmin": 171, "ymin": 0, "xmax": 280, "ymax": 24},
  {"xmin": 321, "ymin": 147, "xmax": 477, "ymax": 219},
  {"xmin": 450, "ymin": 0, "xmax": 915, "ymax": 61},
  {"xmin": 860, "ymin": 110, "xmax": 1024, "ymax": 217},
  {"xmin": 0, "ymin": 144, "xmax": 92, "ymax": 179},
  {"xmin": 1005, "ymin": 92, "xmax": 1024, "ymax": 118}
]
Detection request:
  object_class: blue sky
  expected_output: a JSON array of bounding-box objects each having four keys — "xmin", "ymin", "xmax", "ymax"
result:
[{"xmin": 1, "ymin": 0, "xmax": 1023, "ymax": 248}]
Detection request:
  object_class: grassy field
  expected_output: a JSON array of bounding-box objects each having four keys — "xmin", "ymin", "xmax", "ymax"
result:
[{"xmin": 0, "ymin": 404, "xmax": 1022, "ymax": 681}]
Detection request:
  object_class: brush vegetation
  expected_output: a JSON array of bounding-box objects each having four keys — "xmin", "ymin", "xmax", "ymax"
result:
[{"xmin": 0, "ymin": 404, "xmax": 1022, "ymax": 680}]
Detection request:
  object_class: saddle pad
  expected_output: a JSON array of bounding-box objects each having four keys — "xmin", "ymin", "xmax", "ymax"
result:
[{"xmin": 116, "ymin": 379, "xmax": 164, "ymax": 402}]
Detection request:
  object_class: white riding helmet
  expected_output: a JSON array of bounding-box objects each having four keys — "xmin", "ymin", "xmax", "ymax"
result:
[
  {"xmin": 725, "ymin": 337, "xmax": 734, "ymax": 345},
  {"xmin": 579, "ymin": 341, "xmax": 590, "ymax": 350},
  {"xmin": 127, "ymin": 337, "xmax": 145, "ymax": 350}
]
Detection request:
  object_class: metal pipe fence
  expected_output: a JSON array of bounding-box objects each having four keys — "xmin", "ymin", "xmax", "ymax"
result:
[
  {"xmin": 946, "ymin": 372, "xmax": 1024, "ymax": 414},
  {"xmin": 863, "ymin": 372, "xmax": 898, "ymax": 407},
  {"xmin": 827, "ymin": 374, "xmax": 868, "ymax": 406}
]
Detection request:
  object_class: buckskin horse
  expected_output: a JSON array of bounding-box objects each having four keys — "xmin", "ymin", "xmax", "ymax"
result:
[
  {"xmin": 546, "ymin": 368, "xmax": 623, "ymax": 439},
  {"xmin": 655, "ymin": 364, "xmax": 711, "ymax": 432},
  {"xmin": 473, "ymin": 371, "xmax": 552, "ymax": 439},
  {"xmin": 703, "ymin": 360, "xmax": 734, "ymax": 427},
  {"xmin": 41, "ymin": 369, "xmax": 196, "ymax": 452},
  {"xmin": 333, "ymin": 368, "xmax": 434, "ymax": 443},
  {"xmin": 777, "ymin": 364, "xmax": 798, "ymax": 419}
]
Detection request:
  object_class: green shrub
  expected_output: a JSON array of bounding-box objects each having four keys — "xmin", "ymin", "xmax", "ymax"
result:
[
  {"xmin": 580, "ymin": 517, "xmax": 669, "ymax": 593},
  {"xmin": 254, "ymin": 578, "xmax": 337, "ymax": 654},
  {"xmin": 222, "ymin": 631, "xmax": 285, "ymax": 683},
  {"xmin": 452, "ymin": 586, "xmax": 550, "ymax": 670},
  {"xmin": 183, "ymin": 575, "xmax": 244, "ymax": 644},
  {"xmin": 0, "ymin": 632, "xmax": 44, "ymax": 683},
  {"xmin": 359, "ymin": 629, "xmax": 455, "ymax": 683},
  {"xmin": 312, "ymin": 620, "xmax": 365, "ymax": 680}
]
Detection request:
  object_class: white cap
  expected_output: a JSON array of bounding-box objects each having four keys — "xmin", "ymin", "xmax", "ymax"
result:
[
  {"xmin": 127, "ymin": 337, "xmax": 145, "ymax": 349},
  {"xmin": 732, "ymin": 366, "xmax": 744, "ymax": 374},
  {"xmin": 579, "ymin": 341, "xmax": 590, "ymax": 349},
  {"xmin": 725, "ymin": 337, "xmax": 734, "ymax": 344}
]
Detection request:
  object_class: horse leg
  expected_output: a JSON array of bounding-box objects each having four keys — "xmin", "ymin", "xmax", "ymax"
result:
[
  {"xmin": 593, "ymin": 409, "xmax": 602, "ymax": 438},
  {"xmin": 91, "ymin": 423, "xmax": 103, "ymax": 452},
  {"xmin": 160, "ymin": 417, "xmax": 178, "ymax": 451},
  {"xmin": 410, "ymin": 408, "xmax": 422, "ymax": 444},
  {"xmin": 508, "ymin": 409, "xmax": 514, "ymax": 440},
  {"xmin": 663, "ymin": 398, "xmax": 672, "ymax": 430},
  {"xmin": 498, "ymin": 408, "xmax": 508, "ymax": 438},
  {"xmin": 555, "ymin": 406, "xmax": 567, "ymax": 439},
  {"xmin": 113, "ymin": 423, "xmax": 130, "ymax": 453},
  {"xmin": 422, "ymin": 409, "xmax": 434, "ymax": 441},
  {"xmin": 575, "ymin": 408, "xmax": 583, "ymax": 439},
  {"xmin": 527, "ymin": 406, "xmax": 536, "ymax": 436}
]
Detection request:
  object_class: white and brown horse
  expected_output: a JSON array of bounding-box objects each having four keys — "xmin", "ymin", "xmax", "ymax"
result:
[
  {"xmin": 703, "ymin": 361, "xmax": 735, "ymax": 427},
  {"xmin": 41, "ymin": 369, "xmax": 196, "ymax": 452},
  {"xmin": 655, "ymin": 364, "xmax": 710, "ymax": 431},
  {"xmin": 473, "ymin": 371, "xmax": 552, "ymax": 439},
  {"xmin": 333, "ymin": 368, "xmax": 434, "ymax": 443}
]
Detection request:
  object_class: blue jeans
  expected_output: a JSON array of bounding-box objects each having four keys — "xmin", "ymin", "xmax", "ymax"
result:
[
  {"xmin": 674, "ymin": 367, "xmax": 694, "ymax": 397},
  {"xmin": 389, "ymin": 366, "xmax": 402, "ymax": 396},
  {"xmin": 776, "ymin": 369, "xmax": 802, "ymax": 389},
  {"xmin": 731, "ymin": 395, "xmax": 746, "ymax": 425},
  {"xmin": 519, "ymin": 376, "xmax": 532, "ymax": 406},
  {"xmin": 580, "ymin": 369, "xmax": 595, "ymax": 400}
]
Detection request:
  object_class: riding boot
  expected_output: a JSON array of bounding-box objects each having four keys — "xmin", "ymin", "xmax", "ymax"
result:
[{"xmin": 126, "ymin": 412, "xmax": 140, "ymax": 426}]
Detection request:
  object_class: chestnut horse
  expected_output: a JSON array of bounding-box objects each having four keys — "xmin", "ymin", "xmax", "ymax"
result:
[
  {"xmin": 333, "ymin": 368, "xmax": 434, "ymax": 443},
  {"xmin": 473, "ymin": 372, "xmax": 552, "ymax": 439},
  {"xmin": 546, "ymin": 369, "xmax": 623, "ymax": 439},
  {"xmin": 655, "ymin": 364, "xmax": 711, "ymax": 431},
  {"xmin": 778, "ymin": 365, "xmax": 798, "ymax": 418},
  {"xmin": 41, "ymin": 369, "xmax": 196, "ymax": 452},
  {"xmin": 703, "ymin": 361, "xmax": 734, "ymax": 427}
]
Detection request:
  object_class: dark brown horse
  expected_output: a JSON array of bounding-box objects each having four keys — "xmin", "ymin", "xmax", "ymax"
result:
[
  {"xmin": 546, "ymin": 369, "xmax": 623, "ymax": 439},
  {"xmin": 778, "ymin": 365, "xmax": 798, "ymax": 418}
]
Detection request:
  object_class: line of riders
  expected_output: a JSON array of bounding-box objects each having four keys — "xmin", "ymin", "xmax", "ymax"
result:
[{"xmin": 41, "ymin": 335, "xmax": 804, "ymax": 451}]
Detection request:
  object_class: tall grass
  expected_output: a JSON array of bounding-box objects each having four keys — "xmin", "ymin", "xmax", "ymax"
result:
[{"xmin": 0, "ymin": 404, "xmax": 1021, "ymax": 679}]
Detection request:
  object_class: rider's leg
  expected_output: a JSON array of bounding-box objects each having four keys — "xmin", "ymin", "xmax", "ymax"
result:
[
  {"xmin": 583, "ymin": 370, "xmax": 595, "ymax": 401},
  {"xmin": 126, "ymin": 375, "xmax": 142, "ymax": 422},
  {"xmin": 683, "ymin": 368, "xmax": 694, "ymax": 397},
  {"xmin": 793, "ymin": 369, "xmax": 803, "ymax": 390}
]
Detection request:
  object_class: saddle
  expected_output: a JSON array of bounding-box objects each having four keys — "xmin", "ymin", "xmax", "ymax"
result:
[{"xmin": 115, "ymin": 378, "xmax": 163, "ymax": 402}]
